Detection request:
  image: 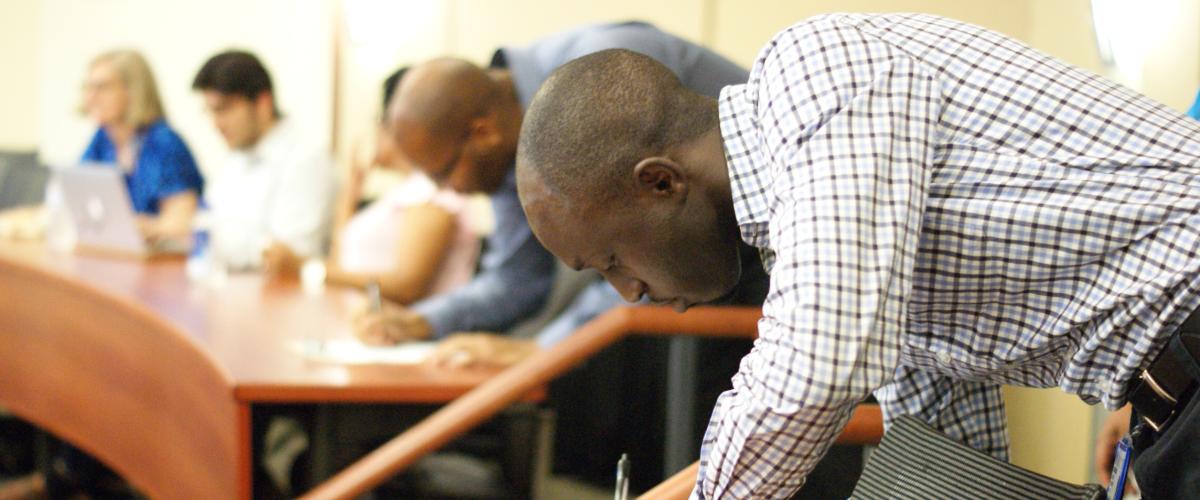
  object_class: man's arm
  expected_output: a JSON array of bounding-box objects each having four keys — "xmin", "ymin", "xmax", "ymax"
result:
[
  {"xmin": 534, "ymin": 279, "xmax": 624, "ymax": 347},
  {"xmin": 412, "ymin": 184, "xmax": 557, "ymax": 337},
  {"xmin": 694, "ymin": 18, "xmax": 941, "ymax": 498}
]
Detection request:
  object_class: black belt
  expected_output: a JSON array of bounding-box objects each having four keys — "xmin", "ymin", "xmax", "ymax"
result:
[{"xmin": 1127, "ymin": 312, "xmax": 1200, "ymax": 433}]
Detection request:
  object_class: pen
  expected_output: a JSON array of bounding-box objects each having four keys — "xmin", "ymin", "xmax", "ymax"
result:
[
  {"xmin": 614, "ymin": 453, "xmax": 629, "ymax": 500},
  {"xmin": 366, "ymin": 279, "xmax": 382, "ymax": 313}
]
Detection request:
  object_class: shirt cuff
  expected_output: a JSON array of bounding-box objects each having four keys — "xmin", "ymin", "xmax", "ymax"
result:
[{"xmin": 412, "ymin": 296, "xmax": 455, "ymax": 339}]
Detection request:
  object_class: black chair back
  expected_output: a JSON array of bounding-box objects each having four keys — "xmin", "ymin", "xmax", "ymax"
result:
[{"xmin": 0, "ymin": 151, "xmax": 48, "ymax": 209}]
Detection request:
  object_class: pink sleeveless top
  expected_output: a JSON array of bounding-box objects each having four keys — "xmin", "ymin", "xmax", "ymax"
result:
[{"xmin": 337, "ymin": 174, "xmax": 478, "ymax": 295}]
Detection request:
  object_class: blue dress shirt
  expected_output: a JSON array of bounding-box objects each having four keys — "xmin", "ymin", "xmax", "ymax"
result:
[
  {"xmin": 413, "ymin": 22, "xmax": 749, "ymax": 340},
  {"xmin": 80, "ymin": 119, "xmax": 203, "ymax": 215}
]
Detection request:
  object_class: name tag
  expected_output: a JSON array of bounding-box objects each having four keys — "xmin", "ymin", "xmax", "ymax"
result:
[{"xmin": 1107, "ymin": 436, "xmax": 1132, "ymax": 500}]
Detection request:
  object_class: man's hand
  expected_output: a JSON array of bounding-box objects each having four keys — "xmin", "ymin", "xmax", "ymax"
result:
[
  {"xmin": 426, "ymin": 333, "xmax": 538, "ymax": 370},
  {"xmin": 261, "ymin": 241, "xmax": 303, "ymax": 279},
  {"xmin": 1095, "ymin": 404, "xmax": 1132, "ymax": 487},
  {"xmin": 353, "ymin": 302, "xmax": 433, "ymax": 345}
]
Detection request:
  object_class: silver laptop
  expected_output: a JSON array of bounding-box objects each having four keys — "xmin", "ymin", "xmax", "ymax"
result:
[{"xmin": 57, "ymin": 165, "xmax": 185, "ymax": 258}]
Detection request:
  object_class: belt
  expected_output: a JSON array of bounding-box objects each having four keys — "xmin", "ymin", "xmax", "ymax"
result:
[{"xmin": 1127, "ymin": 316, "xmax": 1200, "ymax": 433}]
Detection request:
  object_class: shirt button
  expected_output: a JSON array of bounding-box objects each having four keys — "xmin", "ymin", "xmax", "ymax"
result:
[{"xmin": 937, "ymin": 352, "xmax": 953, "ymax": 365}]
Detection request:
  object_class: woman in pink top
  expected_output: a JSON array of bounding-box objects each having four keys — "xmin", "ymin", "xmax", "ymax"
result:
[{"xmin": 325, "ymin": 68, "xmax": 478, "ymax": 304}]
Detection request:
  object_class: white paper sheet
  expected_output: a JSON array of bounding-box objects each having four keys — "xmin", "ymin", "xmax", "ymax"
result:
[{"xmin": 288, "ymin": 339, "xmax": 436, "ymax": 365}]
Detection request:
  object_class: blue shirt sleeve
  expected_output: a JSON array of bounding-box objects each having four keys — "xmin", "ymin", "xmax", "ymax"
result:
[
  {"xmin": 129, "ymin": 122, "xmax": 203, "ymax": 213},
  {"xmin": 412, "ymin": 172, "xmax": 556, "ymax": 337},
  {"xmin": 413, "ymin": 24, "xmax": 746, "ymax": 339},
  {"xmin": 142, "ymin": 123, "xmax": 203, "ymax": 198},
  {"xmin": 534, "ymin": 280, "xmax": 625, "ymax": 347}
]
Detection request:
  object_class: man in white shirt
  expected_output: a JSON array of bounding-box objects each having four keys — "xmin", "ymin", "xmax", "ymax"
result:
[{"xmin": 193, "ymin": 50, "xmax": 335, "ymax": 276}]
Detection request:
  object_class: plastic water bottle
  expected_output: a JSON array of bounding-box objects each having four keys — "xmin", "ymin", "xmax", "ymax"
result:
[
  {"xmin": 44, "ymin": 177, "xmax": 76, "ymax": 253},
  {"xmin": 186, "ymin": 210, "xmax": 211, "ymax": 282}
]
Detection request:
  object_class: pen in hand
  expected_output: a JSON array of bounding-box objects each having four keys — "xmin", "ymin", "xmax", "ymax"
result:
[
  {"xmin": 366, "ymin": 279, "xmax": 382, "ymax": 313},
  {"xmin": 343, "ymin": 280, "xmax": 383, "ymax": 351}
]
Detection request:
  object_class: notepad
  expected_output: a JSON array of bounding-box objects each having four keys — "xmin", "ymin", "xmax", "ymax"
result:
[{"xmin": 288, "ymin": 339, "xmax": 436, "ymax": 365}]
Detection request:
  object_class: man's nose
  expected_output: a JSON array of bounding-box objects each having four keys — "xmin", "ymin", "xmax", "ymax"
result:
[{"xmin": 607, "ymin": 274, "xmax": 645, "ymax": 303}]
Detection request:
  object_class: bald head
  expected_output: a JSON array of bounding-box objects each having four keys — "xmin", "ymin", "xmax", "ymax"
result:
[
  {"xmin": 516, "ymin": 49, "xmax": 741, "ymax": 312},
  {"xmin": 389, "ymin": 58, "xmax": 495, "ymax": 139},
  {"xmin": 516, "ymin": 49, "xmax": 717, "ymax": 202},
  {"xmin": 386, "ymin": 58, "xmax": 522, "ymax": 193}
]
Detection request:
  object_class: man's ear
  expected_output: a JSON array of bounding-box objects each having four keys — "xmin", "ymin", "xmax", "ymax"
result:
[
  {"xmin": 255, "ymin": 91, "xmax": 275, "ymax": 116},
  {"xmin": 632, "ymin": 157, "xmax": 687, "ymax": 198},
  {"xmin": 468, "ymin": 116, "xmax": 500, "ymax": 145}
]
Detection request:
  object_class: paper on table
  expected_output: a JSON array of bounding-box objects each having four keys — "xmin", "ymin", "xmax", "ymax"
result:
[{"xmin": 289, "ymin": 339, "xmax": 436, "ymax": 365}]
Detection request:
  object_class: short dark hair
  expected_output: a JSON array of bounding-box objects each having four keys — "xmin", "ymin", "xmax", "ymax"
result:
[
  {"xmin": 381, "ymin": 66, "xmax": 409, "ymax": 118},
  {"xmin": 517, "ymin": 49, "xmax": 717, "ymax": 201},
  {"xmin": 193, "ymin": 50, "xmax": 279, "ymax": 116}
]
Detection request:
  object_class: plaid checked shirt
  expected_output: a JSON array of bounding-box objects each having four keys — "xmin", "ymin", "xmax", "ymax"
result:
[{"xmin": 700, "ymin": 13, "xmax": 1200, "ymax": 498}]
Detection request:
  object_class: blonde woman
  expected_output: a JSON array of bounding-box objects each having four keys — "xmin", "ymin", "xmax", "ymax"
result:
[
  {"xmin": 0, "ymin": 50, "xmax": 202, "ymax": 242},
  {"xmin": 79, "ymin": 49, "xmax": 203, "ymax": 241}
]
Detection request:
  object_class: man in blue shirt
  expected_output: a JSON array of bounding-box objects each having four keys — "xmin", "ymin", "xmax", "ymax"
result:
[
  {"xmin": 353, "ymin": 24, "xmax": 873, "ymax": 495},
  {"xmin": 356, "ymin": 22, "xmax": 750, "ymax": 358}
]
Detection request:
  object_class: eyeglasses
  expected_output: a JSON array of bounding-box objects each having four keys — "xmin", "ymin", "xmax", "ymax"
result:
[{"xmin": 82, "ymin": 79, "xmax": 118, "ymax": 94}]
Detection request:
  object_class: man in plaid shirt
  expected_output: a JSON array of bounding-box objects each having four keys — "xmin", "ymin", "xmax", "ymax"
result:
[{"xmin": 516, "ymin": 14, "xmax": 1200, "ymax": 498}]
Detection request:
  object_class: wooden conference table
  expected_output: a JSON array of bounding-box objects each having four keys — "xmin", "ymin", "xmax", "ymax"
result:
[{"xmin": 0, "ymin": 242, "xmax": 520, "ymax": 499}]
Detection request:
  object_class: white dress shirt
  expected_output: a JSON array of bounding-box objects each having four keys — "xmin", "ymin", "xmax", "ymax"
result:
[
  {"xmin": 206, "ymin": 119, "xmax": 336, "ymax": 270},
  {"xmin": 697, "ymin": 13, "xmax": 1200, "ymax": 498}
]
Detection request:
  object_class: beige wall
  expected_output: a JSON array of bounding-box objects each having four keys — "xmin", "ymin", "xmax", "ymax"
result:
[
  {"xmin": 1003, "ymin": 387, "xmax": 1096, "ymax": 484},
  {"xmin": 1027, "ymin": 0, "xmax": 1105, "ymax": 75},
  {"xmin": 452, "ymin": 0, "xmax": 706, "ymax": 61},
  {"xmin": 1139, "ymin": 0, "xmax": 1200, "ymax": 110},
  {"xmin": 711, "ymin": 0, "xmax": 1034, "ymax": 68},
  {"xmin": 0, "ymin": 0, "xmax": 41, "ymax": 150}
]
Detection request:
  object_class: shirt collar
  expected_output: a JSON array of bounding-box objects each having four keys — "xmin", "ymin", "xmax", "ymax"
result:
[
  {"xmin": 244, "ymin": 118, "xmax": 290, "ymax": 164},
  {"xmin": 719, "ymin": 83, "xmax": 772, "ymax": 248},
  {"xmin": 493, "ymin": 47, "xmax": 542, "ymax": 109}
]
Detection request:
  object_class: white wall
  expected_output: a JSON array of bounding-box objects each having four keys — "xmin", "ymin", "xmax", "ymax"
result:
[
  {"xmin": 0, "ymin": 0, "xmax": 42, "ymax": 151},
  {"xmin": 36, "ymin": 0, "xmax": 335, "ymax": 177}
]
